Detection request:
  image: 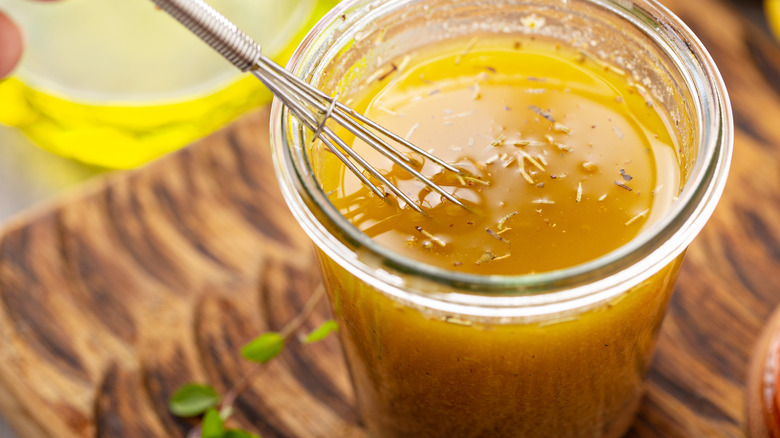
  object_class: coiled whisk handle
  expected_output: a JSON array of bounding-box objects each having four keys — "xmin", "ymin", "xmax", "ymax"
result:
[{"xmin": 150, "ymin": 0, "xmax": 261, "ymax": 72}]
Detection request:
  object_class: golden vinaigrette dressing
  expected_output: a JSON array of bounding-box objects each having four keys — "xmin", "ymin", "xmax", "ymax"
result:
[{"xmin": 319, "ymin": 37, "xmax": 681, "ymax": 274}]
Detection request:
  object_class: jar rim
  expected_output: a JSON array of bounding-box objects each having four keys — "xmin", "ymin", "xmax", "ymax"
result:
[{"xmin": 270, "ymin": 0, "xmax": 732, "ymax": 316}]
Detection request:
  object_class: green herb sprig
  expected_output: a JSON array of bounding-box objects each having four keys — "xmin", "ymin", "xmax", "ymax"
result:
[{"xmin": 168, "ymin": 285, "xmax": 337, "ymax": 438}]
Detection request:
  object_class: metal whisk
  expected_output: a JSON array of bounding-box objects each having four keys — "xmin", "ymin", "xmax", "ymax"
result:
[{"xmin": 151, "ymin": 0, "xmax": 466, "ymax": 213}]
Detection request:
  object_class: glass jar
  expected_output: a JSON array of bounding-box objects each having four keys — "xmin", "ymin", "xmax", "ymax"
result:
[{"xmin": 271, "ymin": 0, "xmax": 732, "ymax": 436}]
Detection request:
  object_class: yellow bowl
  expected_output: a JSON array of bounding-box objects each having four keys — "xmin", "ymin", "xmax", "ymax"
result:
[
  {"xmin": 767, "ymin": 0, "xmax": 780, "ymax": 42},
  {"xmin": 0, "ymin": 0, "xmax": 338, "ymax": 169}
]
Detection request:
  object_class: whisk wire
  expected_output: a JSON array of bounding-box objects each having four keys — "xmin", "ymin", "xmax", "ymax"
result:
[
  {"xmin": 313, "ymin": 90, "xmax": 340, "ymax": 143},
  {"xmin": 252, "ymin": 63, "xmax": 423, "ymax": 210},
  {"xmin": 254, "ymin": 55, "xmax": 468, "ymax": 210},
  {"xmin": 151, "ymin": 0, "xmax": 467, "ymax": 212},
  {"xmin": 257, "ymin": 55, "xmax": 464, "ymax": 175},
  {"xmin": 250, "ymin": 68, "xmax": 389, "ymax": 199}
]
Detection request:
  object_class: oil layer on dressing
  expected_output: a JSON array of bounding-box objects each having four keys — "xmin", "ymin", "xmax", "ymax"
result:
[{"xmin": 317, "ymin": 37, "xmax": 681, "ymax": 275}]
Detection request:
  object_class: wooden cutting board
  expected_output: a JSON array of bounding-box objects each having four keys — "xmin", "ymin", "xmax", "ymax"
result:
[{"xmin": 0, "ymin": 0, "xmax": 778, "ymax": 436}]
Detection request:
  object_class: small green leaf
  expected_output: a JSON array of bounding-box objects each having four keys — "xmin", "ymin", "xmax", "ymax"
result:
[
  {"xmin": 201, "ymin": 408, "xmax": 225, "ymax": 438},
  {"xmin": 224, "ymin": 429, "xmax": 261, "ymax": 438},
  {"xmin": 304, "ymin": 320, "xmax": 339, "ymax": 344},
  {"xmin": 241, "ymin": 332, "xmax": 285, "ymax": 363},
  {"xmin": 168, "ymin": 384, "xmax": 220, "ymax": 417}
]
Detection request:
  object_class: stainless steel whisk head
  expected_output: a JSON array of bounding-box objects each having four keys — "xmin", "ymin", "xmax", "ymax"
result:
[{"xmin": 151, "ymin": 0, "xmax": 467, "ymax": 213}]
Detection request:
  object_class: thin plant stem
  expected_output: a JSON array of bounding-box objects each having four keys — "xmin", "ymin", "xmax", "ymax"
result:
[{"xmin": 220, "ymin": 283, "xmax": 327, "ymax": 410}]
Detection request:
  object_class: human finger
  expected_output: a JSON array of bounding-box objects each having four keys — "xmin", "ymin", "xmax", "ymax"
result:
[{"xmin": 0, "ymin": 10, "xmax": 24, "ymax": 79}]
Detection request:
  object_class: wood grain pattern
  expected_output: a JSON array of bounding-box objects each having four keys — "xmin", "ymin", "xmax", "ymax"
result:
[
  {"xmin": 0, "ymin": 116, "xmax": 361, "ymax": 438},
  {"xmin": 0, "ymin": 0, "xmax": 777, "ymax": 436}
]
